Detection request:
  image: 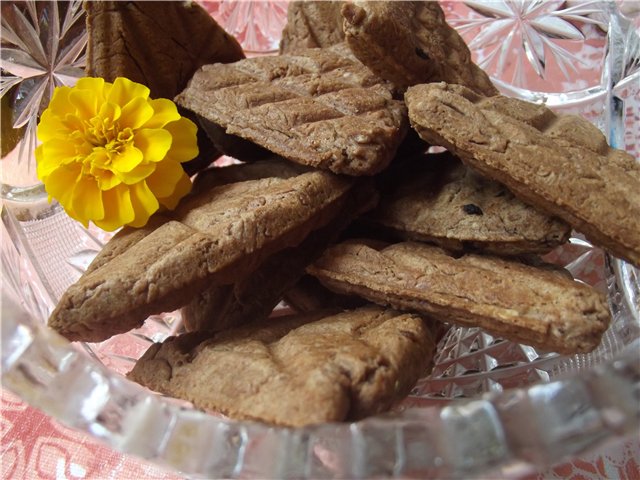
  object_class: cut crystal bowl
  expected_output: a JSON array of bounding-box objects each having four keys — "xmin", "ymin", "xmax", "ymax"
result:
[{"xmin": 1, "ymin": 1, "xmax": 639, "ymax": 478}]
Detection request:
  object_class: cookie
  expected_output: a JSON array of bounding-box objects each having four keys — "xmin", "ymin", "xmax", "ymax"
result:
[
  {"xmin": 341, "ymin": 1, "xmax": 498, "ymax": 95},
  {"xmin": 128, "ymin": 305, "xmax": 437, "ymax": 426},
  {"xmin": 48, "ymin": 167, "xmax": 355, "ymax": 342},
  {"xmin": 85, "ymin": 1, "xmax": 246, "ymax": 175},
  {"xmin": 365, "ymin": 151, "xmax": 571, "ymax": 255},
  {"xmin": 85, "ymin": 1, "xmax": 244, "ymax": 100},
  {"xmin": 307, "ymin": 240, "xmax": 611, "ymax": 354},
  {"xmin": 175, "ymin": 44, "xmax": 408, "ymax": 176},
  {"xmin": 280, "ymin": 1, "xmax": 345, "ymax": 54},
  {"xmin": 405, "ymin": 83, "xmax": 640, "ymax": 267},
  {"xmin": 183, "ymin": 170, "xmax": 378, "ymax": 332}
]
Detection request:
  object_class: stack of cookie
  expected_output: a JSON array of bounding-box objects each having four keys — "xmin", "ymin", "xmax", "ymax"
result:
[{"xmin": 49, "ymin": 1, "xmax": 639, "ymax": 427}]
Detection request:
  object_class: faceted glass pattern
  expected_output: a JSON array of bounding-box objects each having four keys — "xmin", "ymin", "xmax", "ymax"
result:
[{"xmin": 1, "ymin": 1, "xmax": 640, "ymax": 478}]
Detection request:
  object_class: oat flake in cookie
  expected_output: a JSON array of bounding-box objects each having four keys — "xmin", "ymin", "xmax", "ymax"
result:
[{"xmin": 128, "ymin": 305, "xmax": 437, "ymax": 426}]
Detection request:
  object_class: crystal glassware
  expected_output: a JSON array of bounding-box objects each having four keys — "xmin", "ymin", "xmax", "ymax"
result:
[{"xmin": 1, "ymin": 2, "xmax": 639, "ymax": 478}]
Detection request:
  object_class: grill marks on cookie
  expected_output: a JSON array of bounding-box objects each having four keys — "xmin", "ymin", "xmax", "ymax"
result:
[
  {"xmin": 406, "ymin": 83, "xmax": 640, "ymax": 267},
  {"xmin": 176, "ymin": 45, "xmax": 407, "ymax": 175}
]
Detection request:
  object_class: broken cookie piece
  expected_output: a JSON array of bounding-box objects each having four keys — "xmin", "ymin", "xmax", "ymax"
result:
[
  {"xmin": 183, "ymin": 162, "xmax": 378, "ymax": 332},
  {"xmin": 308, "ymin": 240, "xmax": 611, "ymax": 354},
  {"xmin": 85, "ymin": 0, "xmax": 244, "ymax": 99},
  {"xmin": 129, "ymin": 305, "xmax": 437, "ymax": 426}
]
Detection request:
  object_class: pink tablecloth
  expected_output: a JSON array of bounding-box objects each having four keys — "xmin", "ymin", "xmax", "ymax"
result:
[{"xmin": 2, "ymin": 388, "xmax": 638, "ymax": 479}]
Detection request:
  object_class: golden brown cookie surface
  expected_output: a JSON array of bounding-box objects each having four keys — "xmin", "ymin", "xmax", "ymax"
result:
[
  {"xmin": 365, "ymin": 152, "xmax": 570, "ymax": 255},
  {"xmin": 280, "ymin": 1, "xmax": 345, "ymax": 54}
]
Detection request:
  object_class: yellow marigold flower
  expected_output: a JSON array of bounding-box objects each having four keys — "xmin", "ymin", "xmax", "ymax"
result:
[{"xmin": 35, "ymin": 77, "xmax": 197, "ymax": 231}]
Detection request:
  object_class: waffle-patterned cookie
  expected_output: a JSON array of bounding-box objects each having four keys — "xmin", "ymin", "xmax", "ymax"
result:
[
  {"xmin": 49, "ymin": 168, "xmax": 355, "ymax": 342},
  {"xmin": 406, "ymin": 83, "xmax": 640, "ymax": 267},
  {"xmin": 176, "ymin": 44, "xmax": 408, "ymax": 176},
  {"xmin": 342, "ymin": 1, "xmax": 498, "ymax": 95},
  {"xmin": 365, "ymin": 152, "xmax": 570, "ymax": 255},
  {"xmin": 280, "ymin": 1, "xmax": 345, "ymax": 54},
  {"xmin": 307, "ymin": 240, "xmax": 611, "ymax": 354},
  {"xmin": 129, "ymin": 305, "xmax": 437, "ymax": 426}
]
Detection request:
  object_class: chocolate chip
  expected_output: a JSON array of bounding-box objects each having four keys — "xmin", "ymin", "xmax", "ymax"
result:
[
  {"xmin": 463, "ymin": 204, "xmax": 483, "ymax": 215},
  {"xmin": 415, "ymin": 47, "xmax": 429, "ymax": 60}
]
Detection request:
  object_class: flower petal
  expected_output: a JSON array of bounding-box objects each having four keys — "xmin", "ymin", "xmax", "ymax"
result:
[
  {"xmin": 111, "ymin": 145, "xmax": 143, "ymax": 174},
  {"xmin": 37, "ymin": 108, "xmax": 72, "ymax": 142},
  {"xmin": 119, "ymin": 162, "xmax": 156, "ymax": 185},
  {"xmin": 143, "ymin": 98, "xmax": 181, "ymax": 129},
  {"xmin": 69, "ymin": 87, "xmax": 99, "ymax": 120},
  {"xmin": 87, "ymin": 149, "xmax": 122, "ymax": 190},
  {"xmin": 119, "ymin": 96, "xmax": 154, "ymax": 130},
  {"xmin": 128, "ymin": 181, "xmax": 160, "ymax": 228},
  {"xmin": 145, "ymin": 159, "xmax": 185, "ymax": 198},
  {"xmin": 157, "ymin": 171, "xmax": 192, "ymax": 210},
  {"xmin": 163, "ymin": 117, "xmax": 199, "ymax": 164},
  {"xmin": 96, "ymin": 184, "xmax": 134, "ymax": 231},
  {"xmin": 45, "ymin": 163, "xmax": 82, "ymax": 220},
  {"xmin": 75, "ymin": 77, "xmax": 106, "ymax": 98},
  {"xmin": 107, "ymin": 77, "xmax": 150, "ymax": 107},
  {"xmin": 71, "ymin": 175, "xmax": 104, "ymax": 225},
  {"xmin": 133, "ymin": 128, "xmax": 172, "ymax": 162},
  {"xmin": 98, "ymin": 101, "xmax": 122, "ymax": 124},
  {"xmin": 36, "ymin": 138, "xmax": 79, "ymax": 179},
  {"xmin": 46, "ymin": 86, "xmax": 74, "ymax": 119}
]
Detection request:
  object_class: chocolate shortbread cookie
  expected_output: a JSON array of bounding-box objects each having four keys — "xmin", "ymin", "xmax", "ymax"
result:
[
  {"xmin": 308, "ymin": 240, "xmax": 611, "ymax": 354},
  {"xmin": 405, "ymin": 83, "xmax": 640, "ymax": 267},
  {"xmin": 342, "ymin": 1, "xmax": 498, "ymax": 95},
  {"xmin": 365, "ymin": 152, "xmax": 570, "ymax": 255},
  {"xmin": 280, "ymin": 1, "xmax": 345, "ymax": 54},
  {"xmin": 175, "ymin": 44, "xmax": 408, "ymax": 176},
  {"xmin": 183, "ymin": 166, "xmax": 378, "ymax": 332},
  {"xmin": 129, "ymin": 305, "xmax": 437, "ymax": 426},
  {"xmin": 85, "ymin": 1, "xmax": 244, "ymax": 100},
  {"xmin": 49, "ymin": 168, "xmax": 355, "ymax": 342}
]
